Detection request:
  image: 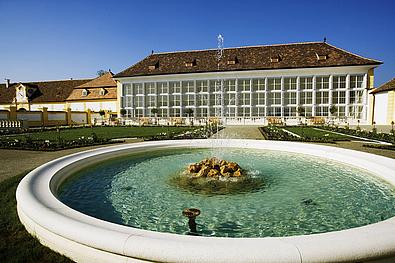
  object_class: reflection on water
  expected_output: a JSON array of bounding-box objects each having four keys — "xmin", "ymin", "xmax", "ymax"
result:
[{"xmin": 58, "ymin": 148, "xmax": 395, "ymax": 238}]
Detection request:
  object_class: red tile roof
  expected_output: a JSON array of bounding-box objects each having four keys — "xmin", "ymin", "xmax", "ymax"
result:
[
  {"xmin": 74, "ymin": 72, "xmax": 116, "ymax": 89},
  {"xmin": 114, "ymin": 42, "xmax": 382, "ymax": 78},
  {"xmin": 371, "ymin": 78, "xmax": 395, "ymax": 94},
  {"xmin": 0, "ymin": 79, "xmax": 91, "ymax": 104},
  {"xmin": 66, "ymin": 72, "xmax": 118, "ymax": 101}
]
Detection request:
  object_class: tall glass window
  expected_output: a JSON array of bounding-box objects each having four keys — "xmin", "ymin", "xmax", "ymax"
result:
[
  {"xmin": 159, "ymin": 95, "xmax": 168, "ymax": 107},
  {"xmin": 196, "ymin": 80, "xmax": 208, "ymax": 93},
  {"xmin": 225, "ymin": 79, "xmax": 236, "ymax": 92},
  {"xmin": 300, "ymin": 77, "xmax": 313, "ymax": 90},
  {"xmin": 227, "ymin": 93, "xmax": 236, "ymax": 105},
  {"xmin": 122, "ymin": 83, "xmax": 132, "ymax": 95},
  {"xmin": 134, "ymin": 96, "xmax": 144, "ymax": 108},
  {"xmin": 172, "ymin": 94, "xmax": 181, "ymax": 107},
  {"xmin": 239, "ymin": 79, "xmax": 251, "ymax": 92},
  {"xmin": 269, "ymin": 92, "xmax": 281, "ymax": 105},
  {"xmin": 147, "ymin": 96, "xmax": 156, "ymax": 107},
  {"xmin": 350, "ymin": 75, "xmax": 364, "ymax": 89},
  {"xmin": 170, "ymin": 108, "xmax": 181, "ymax": 117},
  {"xmin": 333, "ymin": 76, "xmax": 346, "ymax": 89},
  {"xmin": 133, "ymin": 83, "xmax": 144, "ymax": 95},
  {"xmin": 284, "ymin": 77, "xmax": 297, "ymax": 90},
  {"xmin": 268, "ymin": 78, "xmax": 281, "ymax": 91},
  {"xmin": 169, "ymin": 82, "xmax": 181, "ymax": 94},
  {"xmin": 158, "ymin": 82, "xmax": 168, "ymax": 94},
  {"xmin": 284, "ymin": 92, "xmax": 297, "ymax": 105},
  {"xmin": 316, "ymin": 91, "xmax": 329, "ymax": 104},
  {"xmin": 240, "ymin": 107, "xmax": 250, "ymax": 117},
  {"xmin": 316, "ymin": 76, "xmax": 330, "ymax": 90},
  {"xmin": 252, "ymin": 79, "xmax": 265, "ymax": 92},
  {"xmin": 300, "ymin": 92, "xmax": 313, "ymax": 104},
  {"xmin": 145, "ymin": 82, "xmax": 156, "ymax": 95},
  {"xmin": 198, "ymin": 94, "xmax": 208, "ymax": 106},
  {"xmin": 182, "ymin": 81, "xmax": 195, "ymax": 93},
  {"xmin": 241, "ymin": 93, "xmax": 250, "ymax": 105}
]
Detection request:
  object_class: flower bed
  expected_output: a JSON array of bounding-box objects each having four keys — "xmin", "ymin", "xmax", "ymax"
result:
[
  {"xmin": 144, "ymin": 126, "xmax": 223, "ymax": 141},
  {"xmin": 259, "ymin": 126, "xmax": 336, "ymax": 143},
  {"xmin": 0, "ymin": 133, "xmax": 115, "ymax": 151},
  {"xmin": 363, "ymin": 144, "xmax": 395, "ymax": 151},
  {"xmin": 319, "ymin": 126, "xmax": 395, "ymax": 144}
]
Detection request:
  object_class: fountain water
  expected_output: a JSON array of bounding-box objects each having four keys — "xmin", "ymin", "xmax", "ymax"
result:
[{"xmin": 215, "ymin": 34, "xmax": 224, "ymax": 139}]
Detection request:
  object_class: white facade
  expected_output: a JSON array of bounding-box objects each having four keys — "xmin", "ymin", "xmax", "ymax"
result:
[
  {"xmin": 374, "ymin": 92, "xmax": 388, "ymax": 125},
  {"xmin": 116, "ymin": 66, "xmax": 372, "ymax": 124},
  {"xmin": 68, "ymin": 101, "xmax": 117, "ymax": 112}
]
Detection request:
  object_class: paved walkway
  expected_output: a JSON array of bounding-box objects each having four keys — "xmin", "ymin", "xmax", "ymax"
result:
[{"xmin": 211, "ymin": 126, "xmax": 264, "ymax": 139}]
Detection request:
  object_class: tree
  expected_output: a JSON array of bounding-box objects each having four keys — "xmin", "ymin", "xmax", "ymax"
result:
[
  {"xmin": 185, "ymin": 108, "xmax": 194, "ymax": 117},
  {"xmin": 296, "ymin": 106, "xmax": 305, "ymax": 117},
  {"xmin": 120, "ymin": 108, "xmax": 127, "ymax": 117},
  {"xmin": 151, "ymin": 108, "xmax": 159, "ymax": 125},
  {"xmin": 329, "ymin": 105, "xmax": 337, "ymax": 126},
  {"xmin": 97, "ymin": 70, "xmax": 107, "ymax": 76},
  {"xmin": 185, "ymin": 108, "xmax": 194, "ymax": 126},
  {"xmin": 329, "ymin": 105, "xmax": 337, "ymax": 116}
]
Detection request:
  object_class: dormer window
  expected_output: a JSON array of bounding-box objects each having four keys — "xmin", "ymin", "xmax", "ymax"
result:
[
  {"xmin": 99, "ymin": 88, "xmax": 106, "ymax": 96},
  {"xmin": 185, "ymin": 59, "xmax": 197, "ymax": 67},
  {"xmin": 316, "ymin": 53, "xmax": 328, "ymax": 61},
  {"xmin": 148, "ymin": 61, "xmax": 159, "ymax": 70},
  {"xmin": 270, "ymin": 55, "xmax": 281, "ymax": 63},
  {"xmin": 82, "ymin": 89, "xmax": 88, "ymax": 96},
  {"xmin": 227, "ymin": 57, "xmax": 239, "ymax": 65}
]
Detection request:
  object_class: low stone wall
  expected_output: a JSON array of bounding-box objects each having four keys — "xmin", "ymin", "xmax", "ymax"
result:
[{"xmin": 0, "ymin": 107, "xmax": 94, "ymax": 127}]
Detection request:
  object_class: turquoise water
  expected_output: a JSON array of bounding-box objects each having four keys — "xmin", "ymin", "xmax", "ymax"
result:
[{"xmin": 58, "ymin": 148, "xmax": 395, "ymax": 237}]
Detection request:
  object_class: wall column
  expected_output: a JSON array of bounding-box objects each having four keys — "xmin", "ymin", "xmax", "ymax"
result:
[
  {"xmin": 66, "ymin": 108, "xmax": 72, "ymax": 126},
  {"xmin": 42, "ymin": 107, "xmax": 48, "ymax": 126},
  {"xmin": 87, "ymin": 109, "xmax": 92, "ymax": 125},
  {"xmin": 9, "ymin": 106, "xmax": 17, "ymax": 121}
]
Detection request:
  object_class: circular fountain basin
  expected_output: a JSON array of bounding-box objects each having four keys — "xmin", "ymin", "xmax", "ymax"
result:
[{"xmin": 16, "ymin": 140, "xmax": 395, "ymax": 262}]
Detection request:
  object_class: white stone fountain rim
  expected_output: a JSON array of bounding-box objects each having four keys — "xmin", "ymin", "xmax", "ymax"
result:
[{"xmin": 16, "ymin": 139, "xmax": 395, "ymax": 262}]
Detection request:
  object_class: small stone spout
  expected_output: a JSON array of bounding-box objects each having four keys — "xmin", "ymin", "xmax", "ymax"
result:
[{"xmin": 182, "ymin": 208, "xmax": 201, "ymax": 235}]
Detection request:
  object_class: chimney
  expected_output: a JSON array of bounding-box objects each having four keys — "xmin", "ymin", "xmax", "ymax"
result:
[{"xmin": 5, "ymin": 78, "xmax": 10, "ymax": 88}]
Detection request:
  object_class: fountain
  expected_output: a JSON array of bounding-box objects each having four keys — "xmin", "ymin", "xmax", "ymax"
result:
[
  {"xmin": 182, "ymin": 208, "xmax": 201, "ymax": 235},
  {"xmin": 169, "ymin": 157, "xmax": 264, "ymax": 195},
  {"xmin": 14, "ymin": 33, "xmax": 395, "ymax": 263},
  {"xmin": 16, "ymin": 140, "xmax": 395, "ymax": 262}
]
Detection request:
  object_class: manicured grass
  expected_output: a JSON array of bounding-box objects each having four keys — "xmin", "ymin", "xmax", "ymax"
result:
[
  {"xmin": 283, "ymin": 126, "xmax": 350, "ymax": 140},
  {"xmin": 7, "ymin": 126, "xmax": 196, "ymax": 141},
  {"xmin": 0, "ymin": 172, "xmax": 73, "ymax": 262}
]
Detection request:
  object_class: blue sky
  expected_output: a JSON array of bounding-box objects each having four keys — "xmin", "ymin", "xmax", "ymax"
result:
[{"xmin": 0, "ymin": 0, "xmax": 394, "ymax": 86}]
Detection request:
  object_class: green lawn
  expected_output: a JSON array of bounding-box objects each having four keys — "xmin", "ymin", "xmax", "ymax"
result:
[
  {"xmin": 283, "ymin": 127, "xmax": 350, "ymax": 140},
  {"xmin": 6, "ymin": 126, "xmax": 196, "ymax": 141},
  {"xmin": 0, "ymin": 172, "xmax": 72, "ymax": 262}
]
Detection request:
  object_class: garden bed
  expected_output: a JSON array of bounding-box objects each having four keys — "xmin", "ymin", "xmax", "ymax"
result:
[
  {"xmin": 0, "ymin": 126, "xmax": 220, "ymax": 151},
  {"xmin": 319, "ymin": 126, "xmax": 395, "ymax": 144},
  {"xmin": 259, "ymin": 126, "xmax": 339, "ymax": 143}
]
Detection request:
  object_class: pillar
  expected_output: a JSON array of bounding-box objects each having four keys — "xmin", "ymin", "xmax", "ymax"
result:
[
  {"xmin": 42, "ymin": 107, "xmax": 48, "ymax": 127},
  {"xmin": 87, "ymin": 109, "xmax": 92, "ymax": 125},
  {"xmin": 66, "ymin": 108, "xmax": 72, "ymax": 126},
  {"xmin": 9, "ymin": 106, "xmax": 17, "ymax": 121}
]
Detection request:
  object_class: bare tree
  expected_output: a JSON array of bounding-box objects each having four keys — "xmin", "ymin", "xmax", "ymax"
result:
[{"xmin": 97, "ymin": 70, "xmax": 107, "ymax": 76}]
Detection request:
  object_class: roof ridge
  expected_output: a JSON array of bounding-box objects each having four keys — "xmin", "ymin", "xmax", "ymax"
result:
[
  {"xmin": 153, "ymin": 41, "xmax": 324, "ymax": 55},
  {"xmin": 18, "ymin": 78, "xmax": 92, "ymax": 85},
  {"xmin": 324, "ymin": 42, "xmax": 383, "ymax": 63}
]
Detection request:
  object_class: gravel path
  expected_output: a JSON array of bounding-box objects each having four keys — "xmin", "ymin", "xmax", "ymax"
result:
[{"xmin": 211, "ymin": 126, "xmax": 264, "ymax": 139}]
